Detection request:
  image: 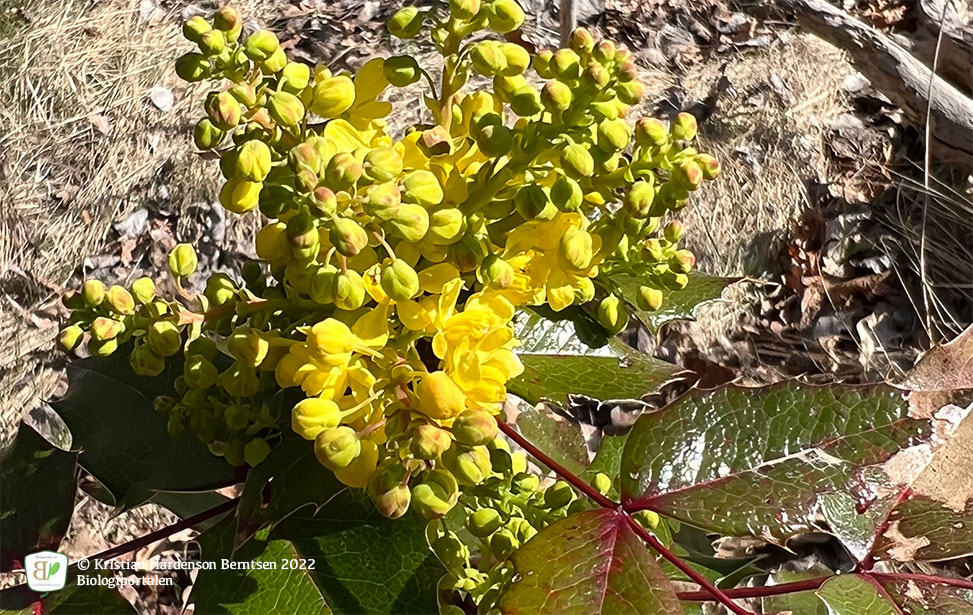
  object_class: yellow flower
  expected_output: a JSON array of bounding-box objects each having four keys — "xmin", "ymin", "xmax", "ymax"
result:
[
  {"xmin": 396, "ymin": 277, "xmax": 464, "ymax": 334},
  {"xmin": 427, "ymin": 290, "xmax": 523, "ymax": 412},
  {"xmin": 503, "ymin": 212, "xmax": 602, "ymax": 311}
]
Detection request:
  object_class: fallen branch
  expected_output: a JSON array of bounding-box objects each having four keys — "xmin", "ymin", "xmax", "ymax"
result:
[{"xmin": 781, "ymin": 0, "xmax": 973, "ymax": 170}]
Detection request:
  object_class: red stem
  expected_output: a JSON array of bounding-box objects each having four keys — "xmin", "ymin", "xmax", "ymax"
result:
[
  {"xmin": 497, "ymin": 418, "xmax": 753, "ymax": 615},
  {"xmin": 870, "ymin": 572, "xmax": 973, "ymax": 592},
  {"xmin": 677, "ymin": 576, "xmax": 827, "ymax": 601}
]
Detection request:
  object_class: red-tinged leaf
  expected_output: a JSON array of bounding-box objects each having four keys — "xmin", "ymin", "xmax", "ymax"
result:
[
  {"xmin": 498, "ymin": 509, "xmax": 679, "ymax": 615},
  {"xmin": 870, "ymin": 400, "xmax": 973, "ymax": 563},
  {"xmin": 877, "ymin": 575, "xmax": 973, "ymax": 614},
  {"xmin": 620, "ymin": 382, "xmax": 940, "ymax": 555},
  {"xmin": 901, "ymin": 325, "xmax": 973, "ymax": 391}
]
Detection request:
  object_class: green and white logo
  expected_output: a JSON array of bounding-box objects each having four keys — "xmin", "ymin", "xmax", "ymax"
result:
[{"xmin": 25, "ymin": 551, "xmax": 68, "ymax": 592}]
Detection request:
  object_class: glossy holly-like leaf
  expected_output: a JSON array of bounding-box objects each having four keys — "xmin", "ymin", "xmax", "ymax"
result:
[
  {"xmin": 878, "ymin": 575, "xmax": 973, "ymax": 614},
  {"xmin": 0, "ymin": 572, "xmax": 135, "ymax": 614},
  {"xmin": 514, "ymin": 404, "xmax": 589, "ymax": 477},
  {"xmin": 621, "ymin": 382, "xmax": 935, "ymax": 551},
  {"xmin": 510, "ymin": 308, "xmax": 681, "ymax": 406},
  {"xmin": 515, "ymin": 306, "xmax": 610, "ymax": 352},
  {"xmin": 0, "ymin": 423, "xmax": 78, "ymax": 572},
  {"xmin": 613, "ymin": 273, "xmax": 739, "ymax": 333},
  {"xmin": 816, "ymin": 575, "xmax": 899, "ymax": 615},
  {"xmin": 194, "ymin": 490, "xmax": 442, "ymax": 615},
  {"xmin": 235, "ymin": 435, "xmax": 344, "ymax": 547},
  {"xmin": 870, "ymin": 403, "xmax": 973, "ymax": 563},
  {"xmin": 51, "ymin": 356, "xmax": 238, "ymax": 508},
  {"xmin": 498, "ymin": 509, "xmax": 679, "ymax": 614}
]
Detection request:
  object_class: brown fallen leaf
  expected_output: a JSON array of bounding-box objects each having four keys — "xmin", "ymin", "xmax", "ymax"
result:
[{"xmin": 901, "ymin": 325, "xmax": 973, "ymax": 391}]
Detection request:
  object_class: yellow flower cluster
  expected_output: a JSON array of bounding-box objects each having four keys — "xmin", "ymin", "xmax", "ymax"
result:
[{"xmin": 58, "ymin": 0, "xmax": 719, "ymax": 520}]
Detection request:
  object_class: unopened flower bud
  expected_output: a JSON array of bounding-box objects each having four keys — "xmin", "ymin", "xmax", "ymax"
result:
[
  {"xmin": 636, "ymin": 285, "xmax": 664, "ymax": 311},
  {"xmin": 329, "ymin": 217, "xmax": 368, "ymax": 257},
  {"xmin": 205, "ymin": 91, "xmax": 242, "ymax": 130},
  {"xmin": 663, "ymin": 220, "xmax": 685, "ymax": 243},
  {"xmin": 624, "ymin": 180, "xmax": 655, "ymax": 218},
  {"xmin": 560, "ymin": 143, "xmax": 594, "ymax": 178},
  {"xmin": 474, "ymin": 123, "xmax": 514, "ymax": 157},
  {"xmin": 292, "ymin": 397, "xmax": 341, "ymax": 440},
  {"xmin": 131, "ymin": 277, "xmax": 155, "ymax": 304},
  {"xmin": 332, "ymin": 269, "xmax": 366, "ymax": 310},
  {"xmin": 380, "ymin": 259, "xmax": 420, "ymax": 301},
  {"xmin": 167, "ymin": 243, "xmax": 198, "ymax": 278},
  {"xmin": 235, "ymin": 140, "xmax": 272, "ymax": 182},
  {"xmin": 509, "ymin": 85, "xmax": 543, "ymax": 117},
  {"xmin": 411, "ymin": 469, "xmax": 459, "ymax": 519},
  {"xmin": 533, "ymin": 49, "xmax": 554, "ymax": 78},
  {"xmin": 311, "ymin": 75, "xmax": 356, "ymax": 118},
  {"xmin": 470, "ymin": 41, "xmax": 507, "ymax": 76},
  {"xmin": 514, "ymin": 184, "xmax": 552, "ymax": 220},
  {"xmin": 426, "ymin": 208, "xmax": 466, "ymax": 245},
  {"xmin": 90, "ymin": 316, "xmax": 122, "ymax": 342},
  {"xmin": 476, "ymin": 253, "xmax": 512, "ymax": 289},
  {"xmin": 550, "ymin": 174, "xmax": 583, "ymax": 212},
  {"xmin": 467, "ymin": 508, "xmax": 501, "ymax": 537},
  {"xmin": 182, "ymin": 16, "xmax": 210, "ymax": 43},
  {"xmin": 310, "ymin": 186, "xmax": 338, "ymax": 217},
  {"xmin": 441, "ymin": 443, "xmax": 492, "ymax": 486},
  {"xmin": 184, "ymin": 353, "xmax": 218, "ymax": 390},
  {"xmin": 411, "ymin": 423, "xmax": 453, "ymax": 459},
  {"xmin": 593, "ymin": 472, "xmax": 613, "ymax": 495},
  {"xmin": 103, "ymin": 285, "xmax": 134, "ymax": 315},
  {"xmin": 213, "ymin": 6, "xmax": 243, "ymax": 41},
  {"xmin": 388, "ymin": 204, "xmax": 429, "ymax": 242},
  {"xmin": 314, "ymin": 426, "xmax": 361, "ymax": 470},
  {"xmin": 388, "ymin": 6, "xmax": 424, "ymax": 39},
  {"xmin": 281, "ymin": 61, "xmax": 311, "ymax": 93},
  {"xmin": 557, "ymin": 227, "xmax": 593, "ymax": 271},
  {"xmin": 244, "ymin": 30, "xmax": 280, "ymax": 62},
  {"xmin": 668, "ymin": 249, "xmax": 695, "ymax": 274},
  {"xmin": 432, "ymin": 533, "xmax": 469, "ymax": 573},
  {"xmin": 363, "ymin": 147, "xmax": 403, "ymax": 183},
  {"xmin": 448, "ymin": 235, "xmax": 485, "ymax": 271},
  {"xmin": 500, "ymin": 42, "xmax": 530, "ymax": 75},
  {"xmin": 367, "ymin": 462, "xmax": 412, "ymax": 519},
  {"xmin": 58, "ymin": 325, "xmax": 84, "ymax": 352},
  {"xmin": 491, "ymin": 529, "xmax": 519, "ymax": 560},
  {"xmin": 695, "ymin": 153, "xmax": 721, "ymax": 180},
  {"xmin": 83, "ymin": 279, "xmax": 105, "ymax": 306},
  {"xmin": 544, "ymin": 480, "xmax": 575, "ymax": 509},
  {"xmin": 400, "ymin": 170, "xmax": 443, "ymax": 207},
  {"xmin": 244, "ymin": 438, "xmax": 271, "ymax": 466},
  {"xmin": 593, "ymin": 40, "xmax": 616, "ymax": 64},
  {"xmin": 552, "ymin": 49, "xmax": 581, "ymax": 81},
  {"xmin": 267, "ymin": 91, "xmax": 305, "ymax": 127},
  {"xmin": 670, "ymin": 111, "xmax": 698, "ymax": 141},
  {"xmin": 635, "ymin": 117, "xmax": 669, "ymax": 148},
  {"xmin": 486, "ymin": 0, "xmax": 525, "ymax": 33},
  {"xmin": 450, "ymin": 0, "xmax": 480, "ymax": 19},
  {"xmin": 130, "ymin": 344, "xmax": 164, "ymax": 377},
  {"xmin": 673, "ymin": 160, "xmax": 704, "ymax": 190},
  {"xmin": 227, "ymin": 327, "xmax": 269, "ymax": 366},
  {"xmin": 597, "ymin": 294, "xmax": 628, "ymax": 335},
  {"xmin": 452, "ymin": 409, "xmax": 498, "ymax": 446},
  {"xmin": 147, "ymin": 320, "xmax": 182, "ymax": 357},
  {"xmin": 383, "ymin": 55, "xmax": 421, "ymax": 87},
  {"xmin": 174, "ymin": 52, "xmax": 211, "ymax": 82},
  {"xmin": 324, "ymin": 151, "xmax": 363, "ymax": 191},
  {"xmin": 193, "ymin": 118, "xmax": 224, "ymax": 150},
  {"xmin": 541, "ymin": 80, "xmax": 572, "ymax": 112},
  {"xmin": 286, "ymin": 212, "xmax": 319, "ymax": 261},
  {"xmin": 197, "ymin": 29, "xmax": 225, "ymax": 56},
  {"xmin": 616, "ymin": 80, "xmax": 644, "ymax": 105},
  {"xmin": 597, "ymin": 118, "xmax": 630, "ymax": 153}
]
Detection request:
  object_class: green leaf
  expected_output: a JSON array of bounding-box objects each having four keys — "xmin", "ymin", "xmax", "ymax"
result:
[
  {"xmin": 0, "ymin": 423, "xmax": 77, "ymax": 572},
  {"xmin": 515, "ymin": 305, "xmax": 610, "ymax": 352},
  {"xmin": 51, "ymin": 356, "xmax": 239, "ymax": 508},
  {"xmin": 878, "ymin": 575, "xmax": 973, "ymax": 614},
  {"xmin": 621, "ymin": 382, "xmax": 935, "ymax": 551},
  {"xmin": 614, "ymin": 272, "xmax": 739, "ymax": 333},
  {"xmin": 194, "ymin": 491, "xmax": 443, "ymax": 615},
  {"xmin": 816, "ymin": 575, "xmax": 900, "ymax": 615},
  {"xmin": 0, "ymin": 572, "xmax": 135, "ymax": 614},
  {"xmin": 149, "ymin": 490, "xmax": 233, "ymax": 532},
  {"xmin": 235, "ymin": 436, "xmax": 344, "ymax": 547},
  {"xmin": 761, "ymin": 570, "xmax": 830, "ymax": 615},
  {"xmin": 498, "ymin": 509, "xmax": 679, "ymax": 614}
]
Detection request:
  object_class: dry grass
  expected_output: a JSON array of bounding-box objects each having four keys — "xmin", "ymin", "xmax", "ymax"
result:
[{"xmin": 675, "ymin": 34, "xmax": 852, "ymax": 276}]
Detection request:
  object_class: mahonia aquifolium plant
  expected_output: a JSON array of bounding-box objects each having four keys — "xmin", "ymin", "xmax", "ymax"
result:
[{"xmin": 59, "ymin": 1, "xmax": 717, "ymax": 604}]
